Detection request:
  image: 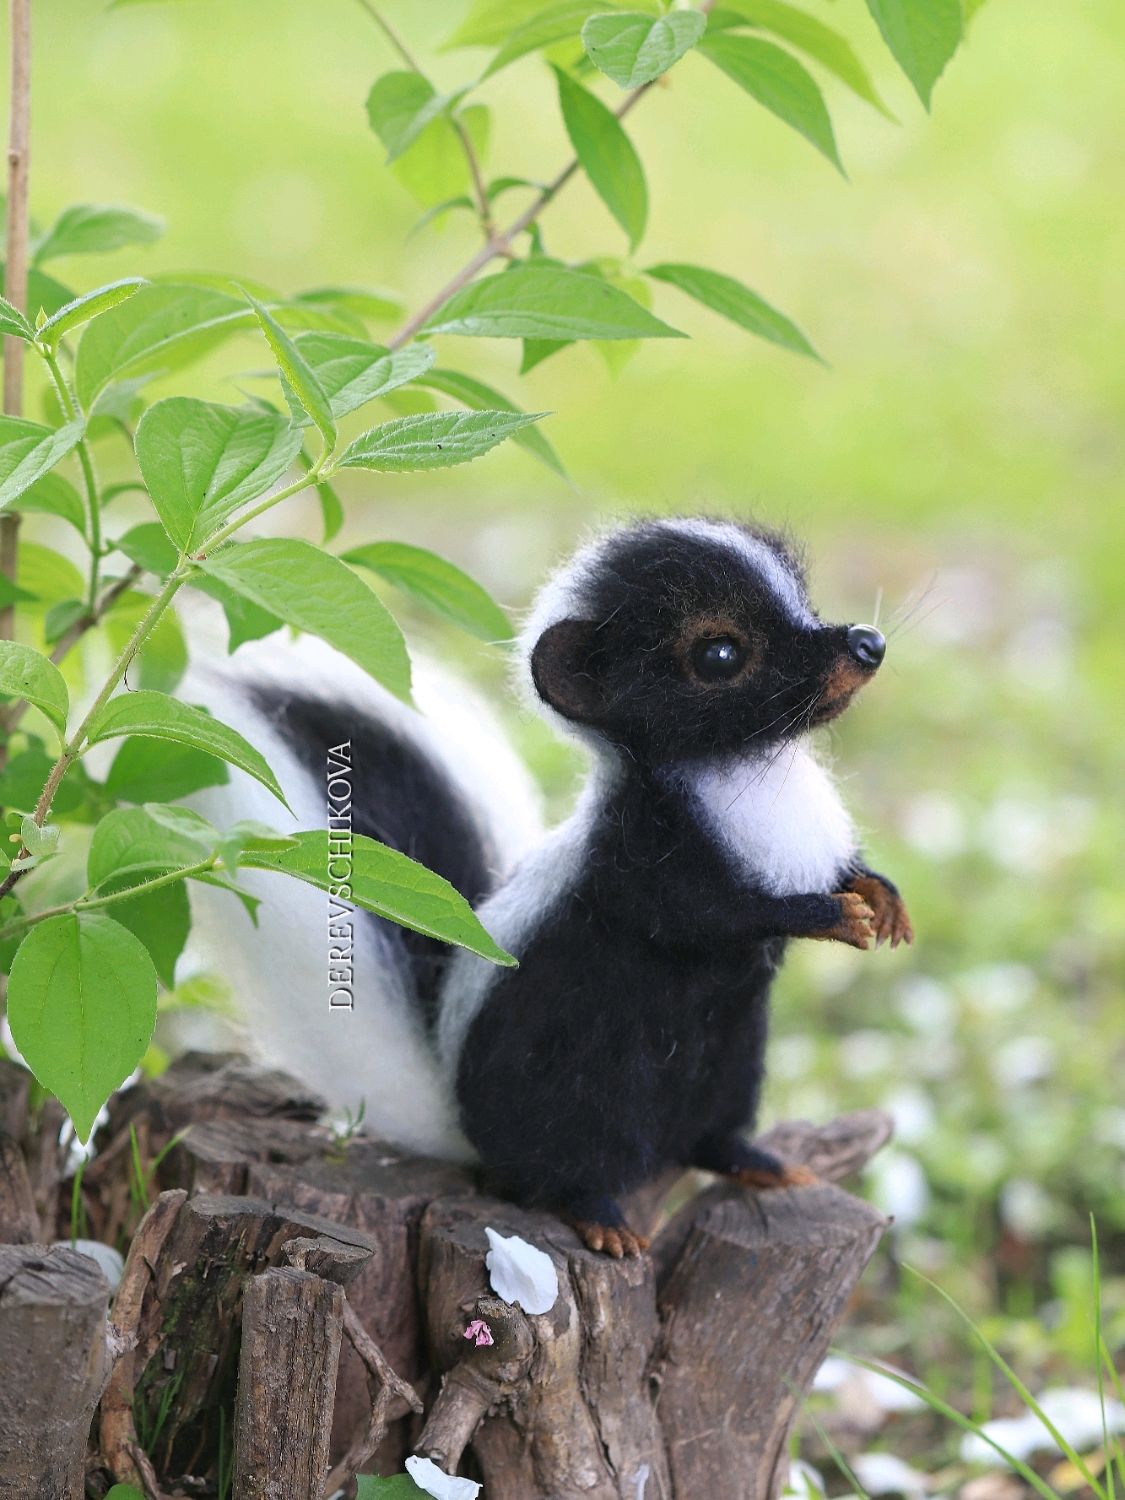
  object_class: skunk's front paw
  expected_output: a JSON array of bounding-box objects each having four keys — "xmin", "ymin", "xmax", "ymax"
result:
[
  {"xmin": 574, "ymin": 1221, "xmax": 650, "ymax": 1259},
  {"xmin": 811, "ymin": 890, "xmax": 877, "ymax": 949},
  {"xmin": 847, "ymin": 875, "xmax": 914, "ymax": 949}
]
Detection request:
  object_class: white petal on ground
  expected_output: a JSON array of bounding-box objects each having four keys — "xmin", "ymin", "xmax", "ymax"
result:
[
  {"xmin": 783, "ymin": 1458, "xmax": 826, "ymax": 1500},
  {"xmin": 484, "ymin": 1227, "xmax": 559, "ymax": 1315},
  {"xmin": 405, "ymin": 1454, "xmax": 481, "ymax": 1500},
  {"xmin": 851, "ymin": 1452, "xmax": 931, "ymax": 1496},
  {"xmin": 960, "ymin": 1387, "xmax": 1125, "ymax": 1466},
  {"xmin": 52, "ymin": 1239, "xmax": 125, "ymax": 1291}
]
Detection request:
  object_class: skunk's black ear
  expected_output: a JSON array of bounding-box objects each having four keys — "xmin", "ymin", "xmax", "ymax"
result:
[{"xmin": 530, "ymin": 619, "xmax": 604, "ymax": 724}]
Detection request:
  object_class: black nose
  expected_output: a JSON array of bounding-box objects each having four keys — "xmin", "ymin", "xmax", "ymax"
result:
[{"xmin": 847, "ymin": 624, "xmax": 886, "ymax": 669}]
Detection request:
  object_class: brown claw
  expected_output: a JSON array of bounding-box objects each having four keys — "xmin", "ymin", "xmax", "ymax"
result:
[
  {"xmin": 736, "ymin": 1163, "xmax": 820, "ymax": 1191},
  {"xmin": 575, "ymin": 1221, "xmax": 649, "ymax": 1258},
  {"xmin": 848, "ymin": 876, "xmax": 914, "ymax": 950},
  {"xmin": 809, "ymin": 889, "xmax": 876, "ymax": 949}
]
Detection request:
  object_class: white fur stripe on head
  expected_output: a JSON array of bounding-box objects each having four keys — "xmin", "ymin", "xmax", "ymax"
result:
[{"xmin": 658, "ymin": 518, "xmax": 815, "ymax": 626}]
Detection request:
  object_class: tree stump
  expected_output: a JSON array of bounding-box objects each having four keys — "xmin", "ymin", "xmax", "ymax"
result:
[
  {"xmin": 0, "ymin": 1244, "xmax": 111, "ymax": 1500},
  {"xmin": 0, "ymin": 1052, "xmax": 893, "ymax": 1499}
]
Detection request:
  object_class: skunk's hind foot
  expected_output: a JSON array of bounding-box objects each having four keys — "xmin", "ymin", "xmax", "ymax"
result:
[
  {"xmin": 573, "ymin": 1220, "xmax": 650, "ymax": 1258},
  {"xmin": 735, "ymin": 1156, "xmax": 819, "ymax": 1191},
  {"xmin": 693, "ymin": 1136, "xmax": 819, "ymax": 1191}
]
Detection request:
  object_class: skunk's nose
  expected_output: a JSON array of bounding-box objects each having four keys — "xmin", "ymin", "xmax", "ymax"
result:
[{"xmin": 847, "ymin": 624, "xmax": 886, "ymax": 669}]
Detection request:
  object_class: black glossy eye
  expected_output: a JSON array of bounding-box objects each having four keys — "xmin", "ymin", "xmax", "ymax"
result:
[{"xmin": 690, "ymin": 636, "xmax": 747, "ymax": 681}]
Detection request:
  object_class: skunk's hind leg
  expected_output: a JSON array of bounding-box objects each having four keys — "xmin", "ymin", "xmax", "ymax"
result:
[
  {"xmin": 567, "ymin": 1194, "xmax": 650, "ymax": 1259},
  {"xmin": 691, "ymin": 1134, "xmax": 818, "ymax": 1190}
]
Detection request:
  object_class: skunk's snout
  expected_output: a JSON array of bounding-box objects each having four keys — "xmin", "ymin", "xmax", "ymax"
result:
[{"xmin": 846, "ymin": 624, "xmax": 886, "ymax": 669}]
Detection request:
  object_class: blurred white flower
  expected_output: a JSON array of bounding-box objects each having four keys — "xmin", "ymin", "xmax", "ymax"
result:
[
  {"xmin": 814, "ymin": 1356, "xmax": 926, "ymax": 1424},
  {"xmin": 1004, "ymin": 618, "xmax": 1072, "ymax": 692},
  {"xmin": 896, "ymin": 977, "xmax": 955, "ymax": 1036},
  {"xmin": 960, "ymin": 1387, "xmax": 1125, "ymax": 1466},
  {"xmin": 995, "ymin": 1036, "xmax": 1055, "ymax": 1087},
  {"xmin": 901, "ymin": 792, "xmax": 967, "ymax": 859},
  {"xmin": 959, "ymin": 964, "xmax": 1036, "ymax": 1015},
  {"xmin": 868, "ymin": 1151, "xmax": 930, "ymax": 1227},
  {"xmin": 882, "ymin": 1087, "xmax": 936, "ymax": 1146},
  {"xmin": 839, "ymin": 1030, "xmax": 900, "ymax": 1081},
  {"xmin": 852, "ymin": 1451, "xmax": 931, "ymax": 1496},
  {"xmin": 405, "ymin": 1455, "xmax": 481, "ymax": 1500},
  {"xmin": 51, "ymin": 1240, "xmax": 125, "ymax": 1292},
  {"xmin": 783, "ymin": 1459, "xmax": 826, "ymax": 1500},
  {"xmin": 485, "ymin": 1227, "xmax": 558, "ymax": 1315},
  {"xmin": 771, "ymin": 1035, "xmax": 816, "ymax": 1081},
  {"xmin": 999, "ymin": 1178, "xmax": 1058, "ymax": 1237}
]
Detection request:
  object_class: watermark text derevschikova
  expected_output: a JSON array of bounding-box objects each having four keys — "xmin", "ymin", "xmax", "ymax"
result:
[{"xmin": 326, "ymin": 742, "xmax": 354, "ymax": 1011}]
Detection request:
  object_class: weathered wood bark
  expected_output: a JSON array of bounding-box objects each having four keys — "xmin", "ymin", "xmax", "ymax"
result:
[
  {"xmin": 0, "ymin": 1244, "xmax": 111, "ymax": 1500},
  {"xmin": 133, "ymin": 1191, "xmax": 378, "ymax": 1476},
  {"xmin": 655, "ymin": 1185, "xmax": 887, "ymax": 1500},
  {"xmin": 233, "ymin": 1267, "xmax": 344, "ymax": 1500},
  {"xmin": 0, "ymin": 1128, "xmax": 37, "ymax": 1241},
  {"xmin": 0, "ymin": 1054, "xmax": 892, "ymax": 1499}
]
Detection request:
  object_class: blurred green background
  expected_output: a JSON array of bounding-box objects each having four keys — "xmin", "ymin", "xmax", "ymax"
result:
[{"xmin": 7, "ymin": 0, "xmax": 1124, "ymax": 1481}]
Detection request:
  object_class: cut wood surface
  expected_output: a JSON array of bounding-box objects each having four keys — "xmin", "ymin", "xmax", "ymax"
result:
[{"xmin": 0, "ymin": 1052, "xmax": 893, "ymax": 1499}]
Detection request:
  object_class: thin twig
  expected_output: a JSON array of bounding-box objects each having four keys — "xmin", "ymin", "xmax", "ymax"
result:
[
  {"xmin": 0, "ymin": 0, "xmax": 32, "ymax": 755},
  {"xmin": 321, "ymin": 1300, "xmax": 422, "ymax": 1497}
]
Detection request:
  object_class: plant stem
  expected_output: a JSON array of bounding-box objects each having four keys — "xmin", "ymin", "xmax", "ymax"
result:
[
  {"xmin": 353, "ymin": 0, "xmax": 497, "ymax": 241},
  {"xmin": 384, "ymin": 0, "xmax": 717, "ymax": 349},
  {"xmin": 387, "ymin": 82, "xmax": 653, "ymax": 350},
  {"xmin": 40, "ymin": 346, "xmax": 103, "ymax": 608},
  {"xmin": 0, "ymin": 854, "xmax": 220, "ymax": 943},
  {"xmin": 0, "ymin": 0, "xmax": 32, "ymax": 765},
  {"xmin": 198, "ymin": 464, "xmax": 327, "ymax": 554},
  {"xmin": 0, "ymin": 569, "xmax": 186, "ymax": 902}
]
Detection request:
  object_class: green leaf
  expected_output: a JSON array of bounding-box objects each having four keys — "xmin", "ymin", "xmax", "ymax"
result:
[
  {"xmin": 424, "ymin": 263, "xmax": 684, "ymax": 341},
  {"xmin": 16, "ymin": 542, "xmax": 84, "ymax": 613},
  {"xmin": 105, "ymin": 735, "xmax": 229, "ymax": 805},
  {"xmin": 645, "ymin": 262, "xmax": 820, "ymax": 360},
  {"xmin": 290, "ymin": 333, "xmax": 435, "ymax": 421},
  {"xmin": 0, "ymin": 293, "xmax": 33, "ymax": 340},
  {"xmin": 862, "ymin": 0, "xmax": 961, "ymax": 108},
  {"xmin": 316, "ymin": 475, "xmax": 344, "ymax": 544},
  {"xmin": 37, "ymin": 278, "xmax": 147, "ymax": 351},
  {"xmin": 105, "ymin": 1485, "xmax": 147, "ymax": 1500},
  {"xmin": 715, "ymin": 0, "xmax": 892, "ymax": 117},
  {"xmin": 113, "ymin": 522, "xmax": 179, "ymax": 577},
  {"xmin": 189, "ymin": 574, "xmax": 284, "ymax": 653},
  {"xmin": 356, "ymin": 1476, "xmax": 428, "ymax": 1500},
  {"xmin": 197, "ymin": 539, "xmax": 413, "ymax": 703},
  {"xmin": 243, "ymin": 831, "xmax": 516, "ymax": 966},
  {"xmin": 33, "ymin": 204, "xmax": 164, "ymax": 265},
  {"xmin": 18, "ymin": 472, "xmax": 87, "ymax": 536},
  {"xmin": 416, "ymin": 367, "xmax": 565, "ymax": 476},
  {"xmin": 134, "ymin": 398, "xmax": 302, "ymax": 553},
  {"xmin": 699, "ymin": 32, "xmax": 842, "ymax": 170},
  {"xmin": 87, "ymin": 804, "xmax": 215, "ymax": 889},
  {"xmin": 85, "ymin": 690, "xmax": 290, "ymax": 809},
  {"xmin": 44, "ymin": 599, "xmax": 86, "ymax": 645},
  {"xmin": 75, "ymin": 283, "xmax": 247, "ymax": 410},
  {"xmin": 293, "ymin": 285, "xmax": 402, "ymax": 324},
  {"xmin": 338, "ymin": 409, "xmax": 547, "ymax": 474},
  {"xmin": 366, "ymin": 72, "xmax": 464, "ymax": 162},
  {"xmin": 106, "ymin": 878, "xmax": 190, "ymax": 989},
  {"xmin": 484, "ymin": 2, "xmax": 606, "ymax": 78},
  {"xmin": 342, "ymin": 542, "xmax": 513, "ymax": 643},
  {"xmin": 554, "ymin": 66, "xmax": 647, "ymax": 250},
  {"xmin": 582, "ymin": 10, "xmax": 706, "ymax": 88},
  {"xmin": 247, "ymin": 293, "xmax": 335, "ymax": 452},
  {"xmin": 0, "ymin": 418, "xmax": 85, "ymax": 512},
  {"xmin": 391, "ymin": 104, "xmax": 491, "ymax": 209},
  {"xmin": 446, "ymin": 0, "xmax": 585, "ymax": 48},
  {"xmin": 7, "ymin": 912, "xmax": 157, "ymax": 1142}
]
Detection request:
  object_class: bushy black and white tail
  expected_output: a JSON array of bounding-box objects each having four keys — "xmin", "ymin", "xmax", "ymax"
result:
[{"xmin": 177, "ymin": 625, "xmax": 543, "ymax": 1159}]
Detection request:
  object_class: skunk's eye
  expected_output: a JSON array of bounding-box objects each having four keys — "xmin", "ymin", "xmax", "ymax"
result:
[{"xmin": 690, "ymin": 635, "xmax": 747, "ymax": 682}]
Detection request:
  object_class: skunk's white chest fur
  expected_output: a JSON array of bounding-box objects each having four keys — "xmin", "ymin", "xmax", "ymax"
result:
[{"xmin": 685, "ymin": 743, "xmax": 856, "ymax": 895}]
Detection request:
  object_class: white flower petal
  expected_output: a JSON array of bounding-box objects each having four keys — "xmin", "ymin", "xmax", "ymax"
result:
[
  {"xmin": 784, "ymin": 1458, "xmax": 826, "ymax": 1500},
  {"xmin": 405, "ymin": 1454, "xmax": 481, "ymax": 1500},
  {"xmin": 959, "ymin": 1387, "xmax": 1125, "ymax": 1467},
  {"xmin": 485, "ymin": 1227, "xmax": 558, "ymax": 1315},
  {"xmin": 851, "ymin": 1452, "xmax": 930, "ymax": 1496}
]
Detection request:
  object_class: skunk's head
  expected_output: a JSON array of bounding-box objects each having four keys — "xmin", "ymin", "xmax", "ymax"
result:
[{"xmin": 521, "ymin": 518, "xmax": 886, "ymax": 765}]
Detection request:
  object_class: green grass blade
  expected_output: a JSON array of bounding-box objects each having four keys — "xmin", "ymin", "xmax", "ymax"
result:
[
  {"xmin": 905, "ymin": 1264, "xmax": 1107, "ymax": 1500},
  {"xmin": 842, "ymin": 1353, "xmax": 1066, "ymax": 1500}
]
